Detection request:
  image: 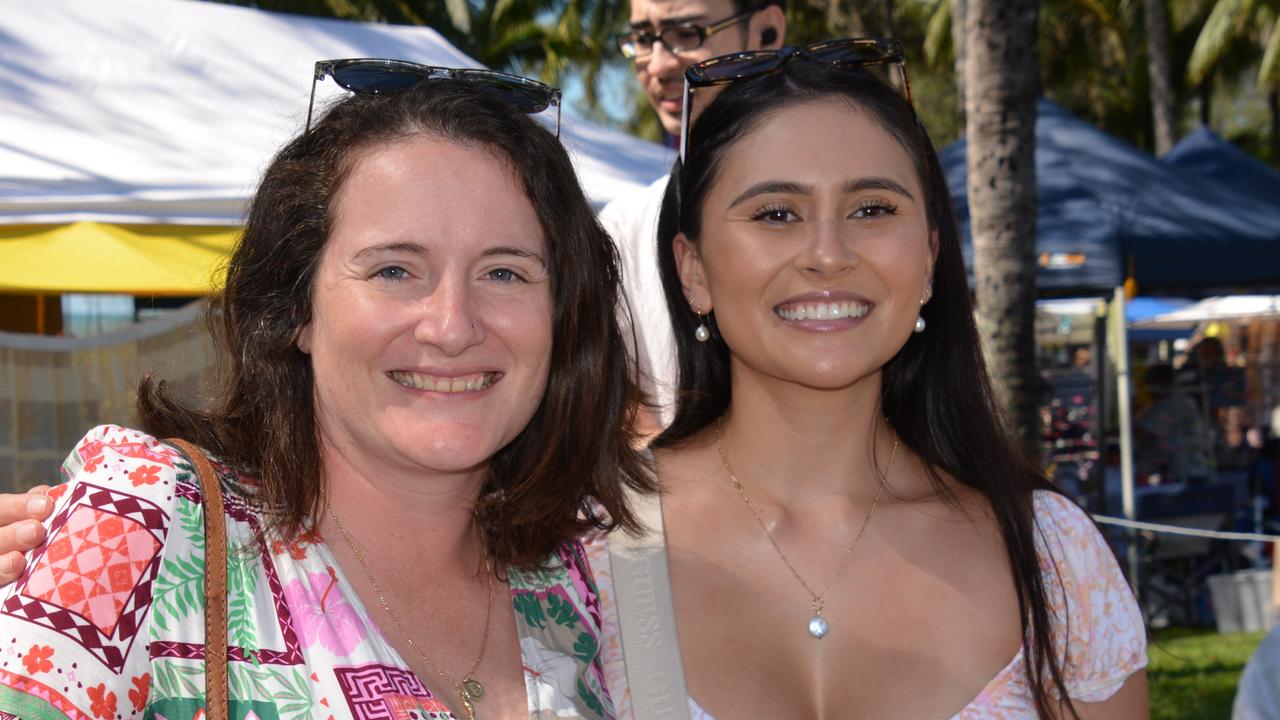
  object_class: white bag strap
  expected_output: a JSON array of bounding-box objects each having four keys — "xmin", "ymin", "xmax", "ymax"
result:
[{"xmin": 608, "ymin": 487, "xmax": 692, "ymax": 720}]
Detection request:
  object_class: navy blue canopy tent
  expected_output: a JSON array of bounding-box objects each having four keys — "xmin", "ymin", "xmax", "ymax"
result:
[
  {"xmin": 940, "ymin": 100, "xmax": 1280, "ymax": 296},
  {"xmin": 1163, "ymin": 126, "xmax": 1280, "ymax": 207}
]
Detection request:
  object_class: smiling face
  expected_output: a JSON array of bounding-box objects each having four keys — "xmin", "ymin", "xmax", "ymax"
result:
[
  {"xmin": 629, "ymin": 0, "xmax": 776, "ymax": 136},
  {"xmin": 298, "ymin": 134, "xmax": 553, "ymax": 480},
  {"xmin": 675, "ymin": 98, "xmax": 936, "ymax": 391}
]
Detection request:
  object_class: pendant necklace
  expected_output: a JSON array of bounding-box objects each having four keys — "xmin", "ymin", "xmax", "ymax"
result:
[
  {"xmin": 329, "ymin": 508, "xmax": 493, "ymax": 720},
  {"xmin": 714, "ymin": 420, "xmax": 896, "ymax": 639}
]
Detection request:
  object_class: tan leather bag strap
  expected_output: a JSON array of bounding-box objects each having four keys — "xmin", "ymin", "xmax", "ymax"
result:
[
  {"xmin": 168, "ymin": 439, "xmax": 228, "ymax": 720},
  {"xmin": 607, "ymin": 487, "xmax": 691, "ymax": 720}
]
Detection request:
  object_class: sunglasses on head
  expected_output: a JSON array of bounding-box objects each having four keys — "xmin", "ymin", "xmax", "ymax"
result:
[
  {"xmin": 679, "ymin": 38, "xmax": 914, "ymax": 162},
  {"xmin": 307, "ymin": 59, "xmax": 563, "ymax": 136}
]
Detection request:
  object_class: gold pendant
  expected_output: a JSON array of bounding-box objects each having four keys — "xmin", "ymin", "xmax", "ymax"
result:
[
  {"xmin": 459, "ymin": 693, "xmax": 476, "ymax": 720},
  {"xmin": 457, "ymin": 677, "xmax": 483, "ymax": 720}
]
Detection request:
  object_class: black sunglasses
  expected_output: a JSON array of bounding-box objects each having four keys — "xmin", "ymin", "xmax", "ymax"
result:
[
  {"xmin": 307, "ymin": 59, "xmax": 563, "ymax": 136},
  {"xmin": 679, "ymin": 38, "xmax": 913, "ymax": 161}
]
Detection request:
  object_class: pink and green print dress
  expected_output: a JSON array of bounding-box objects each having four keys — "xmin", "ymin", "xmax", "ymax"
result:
[{"xmin": 0, "ymin": 425, "xmax": 614, "ymax": 720}]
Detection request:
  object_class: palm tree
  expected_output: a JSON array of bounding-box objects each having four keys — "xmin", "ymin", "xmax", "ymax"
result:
[
  {"xmin": 1146, "ymin": 0, "xmax": 1180, "ymax": 153},
  {"xmin": 1187, "ymin": 0, "xmax": 1280, "ymax": 161},
  {"xmin": 964, "ymin": 0, "xmax": 1042, "ymax": 452},
  {"xmin": 951, "ymin": 0, "xmax": 967, "ymax": 123}
]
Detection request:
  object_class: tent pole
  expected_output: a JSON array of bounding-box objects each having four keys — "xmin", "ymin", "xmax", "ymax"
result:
[
  {"xmin": 1091, "ymin": 308, "xmax": 1108, "ymax": 513},
  {"xmin": 1112, "ymin": 287, "xmax": 1139, "ymax": 592}
]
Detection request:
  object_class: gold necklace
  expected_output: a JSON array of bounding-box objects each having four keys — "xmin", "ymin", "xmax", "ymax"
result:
[
  {"xmin": 328, "ymin": 508, "xmax": 493, "ymax": 720},
  {"xmin": 713, "ymin": 420, "xmax": 896, "ymax": 640}
]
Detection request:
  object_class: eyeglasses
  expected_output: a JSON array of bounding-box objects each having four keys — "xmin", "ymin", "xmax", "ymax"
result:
[
  {"xmin": 615, "ymin": 10, "xmax": 756, "ymax": 60},
  {"xmin": 307, "ymin": 59, "xmax": 563, "ymax": 136},
  {"xmin": 679, "ymin": 38, "xmax": 914, "ymax": 162}
]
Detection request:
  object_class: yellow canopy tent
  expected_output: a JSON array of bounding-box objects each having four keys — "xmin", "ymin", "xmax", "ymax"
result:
[
  {"xmin": 0, "ymin": 221, "xmax": 231, "ymax": 488},
  {"xmin": 0, "ymin": 222, "xmax": 237, "ymax": 295}
]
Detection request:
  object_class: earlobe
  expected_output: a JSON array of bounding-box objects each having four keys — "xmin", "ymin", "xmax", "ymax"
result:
[
  {"xmin": 296, "ymin": 323, "xmax": 313, "ymax": 354},
  {"xmin": 749, "ymin": 5, "xmax": 787, "ymax": 49},
  {"xmin": 920, "ymin": 228, "xmax": 939, "ymax": 303},
  {"xmin": 928, "ymin": 227, "xmax": 940, "ymax": 276},
  {"xmin": 673, "ymin": 232, "xmax": 711, "ymax": 311}
]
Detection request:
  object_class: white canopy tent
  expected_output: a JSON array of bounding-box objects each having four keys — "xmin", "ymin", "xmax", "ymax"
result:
[
  {"xmin": 0, "ymin": 0, "xmax": 673, "ymax": 292},
  {"xmin": 1133, "ymin": 296, "xmax": 1280, "ymax": 328}
]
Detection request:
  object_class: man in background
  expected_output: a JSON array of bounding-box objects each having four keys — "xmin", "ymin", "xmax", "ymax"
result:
[{"xmin": 601, "ymin": 0, "xmax": 787, "ymax": 431}]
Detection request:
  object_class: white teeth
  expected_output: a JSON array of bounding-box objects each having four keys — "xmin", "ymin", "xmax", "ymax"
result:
[
  {"xmin": 389, "ymin": 371, "xmax": 495, "ymax": 393},
  {"xmin": 776, "ymin": 301, "xmax": 871, "ymax": 321}
]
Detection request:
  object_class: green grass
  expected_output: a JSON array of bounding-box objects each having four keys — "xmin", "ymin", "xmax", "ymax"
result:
[{"xmin": 1149, "ymin": 627, "xmax": 1267, "ymax": 720}]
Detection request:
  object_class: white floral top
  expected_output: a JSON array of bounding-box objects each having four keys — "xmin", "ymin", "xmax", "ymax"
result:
[
  {"xmin": 587, "ymin": 490, "xmax": 1147, "ymax": 719},
  {"xmin": 0, "ymin": 425, "xmax": 614, "ymax": 720}
]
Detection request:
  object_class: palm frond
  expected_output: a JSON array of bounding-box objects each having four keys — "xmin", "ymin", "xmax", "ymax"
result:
[
  {"xmin": 1259, "ymin": 16, "xmax": 1280, "ymax": 85},
  {"xmin": 1188, "ymin": 0, "xmax": 1249, "ymax": 83},
  {"xmin": 923, "ymin": 0, "xmax": 952, "ymax": 69}
]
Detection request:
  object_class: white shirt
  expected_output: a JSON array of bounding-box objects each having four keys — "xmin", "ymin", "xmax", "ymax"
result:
[
  {"xmin": 1235, "ymin": 625, "xmax": 1280, "ymax": 720},
  {"xmin": 599, "ymin": 174, "xmax": 678, "ymax": 426}
]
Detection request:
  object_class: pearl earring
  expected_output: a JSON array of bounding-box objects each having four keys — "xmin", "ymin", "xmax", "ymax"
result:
[
  {"xmin": 690, "ymin": 300, "xmax": 711, "ymax": 343},
  {"xmin": 914, "ymin": 283, "xmax": 931, "ymax": 333}
]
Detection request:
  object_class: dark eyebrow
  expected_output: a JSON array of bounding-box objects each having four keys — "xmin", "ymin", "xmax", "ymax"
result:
[
  {"xmin": 483, "ymin": 246, "xmax": 547, "ymax": 267},
  {"xmin": 841, "ymin": 177, "xmax": 916, "ymax": 201},
  {"xmin": 659, "ymin": 14, "xmax": 707, "ymax": 27},
  {"xmin": 728, "ymin": 176, "xmax": 918, "ymax": 210},
  {"xmin": 728, "ymin": 180, "xmax": 811, "ymax": 209},
  {"xmin": 353, "ymin": 242, "xmax": 427, "ymax": 260},
  {"xmin": 629, "ymin": 14, "xmax": 705, "ymax": 30}
]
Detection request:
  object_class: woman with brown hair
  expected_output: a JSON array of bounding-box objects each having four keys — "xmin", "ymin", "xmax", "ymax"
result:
[
  {"xmin": 0, "ymin": 69, "xmax": 648, "ymax": 719},
  {"xmin": 588, "ymin": 43, "xmax": 1148, "ymax": 719}
]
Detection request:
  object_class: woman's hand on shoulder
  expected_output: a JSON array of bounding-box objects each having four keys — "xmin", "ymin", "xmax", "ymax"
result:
[{"xmin": 0, "ymin": 487, "xmax": 53, "ymax": 584}]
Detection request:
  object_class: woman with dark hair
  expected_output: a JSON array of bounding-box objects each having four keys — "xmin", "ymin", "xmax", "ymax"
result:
[
  {"xmin": 0, "ymin": 73, "xmax": 649, "ymax": 719},
  {"xmin": 588, "ymin": 45, "xmax": 1147, "ymax": 718}
]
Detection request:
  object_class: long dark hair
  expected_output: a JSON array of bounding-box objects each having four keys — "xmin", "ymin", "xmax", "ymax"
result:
[
  {"xmin": 139, "ymin": 80, "xmax": 653, "ymax": 569},
  {"xmin": 653, "ymin": 61, "xmax": 1074, "ymax": 718}
]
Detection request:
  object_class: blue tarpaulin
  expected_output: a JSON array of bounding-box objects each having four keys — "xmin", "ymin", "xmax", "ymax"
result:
[
  {"xmin": 1163, "ymin": 126, "xmax": 1280, "ymax": 207},
  {"xmin": 940, "ymin": 100, "xmax": 1280, "ymax": 296}
]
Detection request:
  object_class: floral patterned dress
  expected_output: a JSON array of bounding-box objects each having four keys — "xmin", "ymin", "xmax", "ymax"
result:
[{"xmin": 0, "ymin": 425, "xmax": 613, "ymax": 720}]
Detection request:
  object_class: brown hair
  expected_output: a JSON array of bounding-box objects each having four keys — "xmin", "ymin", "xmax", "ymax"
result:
[{"xmin": 140, "ymin": 79, "xmax": 653, "ymax": 569}]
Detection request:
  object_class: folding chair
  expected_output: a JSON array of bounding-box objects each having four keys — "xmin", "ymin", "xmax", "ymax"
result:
[{"xmin": 1137, "ymin": 481, "xmax": 1244, "ymax": 626}]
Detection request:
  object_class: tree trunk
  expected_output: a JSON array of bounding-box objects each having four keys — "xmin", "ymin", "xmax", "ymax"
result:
[
  {"xmin": 964, "ymin": 0, "xmax": 1041, "ymax": 453},
  {"xmin": 826, "ymin": 0, "xmax": 867, "ymax": 37},
  {"xmin": 1144, "ymin": 0, "xmax": 1178, "ymax": 154},
  {"xmin": 1199, "ymin": 77, "xmax": 1212, "ymax": 126},
  {"xmin": 881, "ymin": 0, "xmax": 896, "ymax": 37},
  {"xmin": 1270, "ymin": 85, "xmax": 1279, "ymax": 165},
  {"xmin": 952, "ymin": 0, "xmax": 968, "ymax": 126}
]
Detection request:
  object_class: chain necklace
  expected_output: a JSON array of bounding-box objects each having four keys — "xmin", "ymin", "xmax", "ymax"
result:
[
  {"xmin": 713, "ymin": 420, "xmax": 896, "ymax": 640},
  {"xmin": 328, "ymin": 508, "xmax": 493, "ymax": 720}
]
